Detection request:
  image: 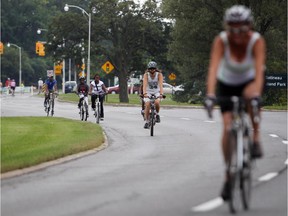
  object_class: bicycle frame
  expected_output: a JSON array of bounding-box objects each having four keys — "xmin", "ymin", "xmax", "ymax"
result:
[
  {"xmin": 79, "ymin": 94, "xmax": 89, "ymax": 121},
  {"xmin": 148, "ymin": 94, "xmax": 158, "ymax": 136},
  {"xmin": 46, "ymin": 92, "xmax": 55, "ymax": 116},
  {"xmin": 92, "ymin": 93, "xmax": 104, "ymax": 124},
  {"xmin": 227, "ymin": 96, "xmax": 256, "ymax": 213}
]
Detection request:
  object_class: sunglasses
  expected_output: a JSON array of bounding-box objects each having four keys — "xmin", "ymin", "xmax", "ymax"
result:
[
  {"xmin": 148, "ymin": 68, "xmax": 156, "ymax": 70},
  {"xmin": 227, "ymin": 25, "xmax": 250, "ymax": 34}
]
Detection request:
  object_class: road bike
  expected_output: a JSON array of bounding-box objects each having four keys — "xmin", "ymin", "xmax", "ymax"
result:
[
  {"xmin": 207, "ymin": 96, "xmax": 259, "ymax": 213},
  {"xmin": 146, "ymin": 94, "xmax": 165, "ymax": 136},
  {"xmin": 78, "ymin": 93, "xmax": 89, "ymax": 121},
  {"xmin": 92, "ymin": 92, "xmax": 105, "ymax": 124},
  {"xmin": 45, "ymin": 92, "xmax": 57, "ymax": 116}
]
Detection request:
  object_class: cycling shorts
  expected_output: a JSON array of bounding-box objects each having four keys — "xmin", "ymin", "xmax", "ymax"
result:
[{"xmin": 217, "ymin": 79, "xmax": 254, "ymax": 113}]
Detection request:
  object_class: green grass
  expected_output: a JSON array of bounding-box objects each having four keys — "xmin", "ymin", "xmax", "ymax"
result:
[
  {"xmin": 58, "ymin": 93, "xmax": 198, "ymax": 106},
  {"xmin": 1, "ymin": 117, "xmax": 104, "ymax": 173}
]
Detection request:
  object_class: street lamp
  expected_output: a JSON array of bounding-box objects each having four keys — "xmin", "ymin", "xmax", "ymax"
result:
[
  {"xmin": 64, "ymin": 3, "xmax": 92, "ymax": 84},
  {"xmin": 37, "ymin": 28, "xmax": 48, "ymax": 34},
  {"xmin": 7, "ymin": 43, "xmax": 22, "ymax": 87}
]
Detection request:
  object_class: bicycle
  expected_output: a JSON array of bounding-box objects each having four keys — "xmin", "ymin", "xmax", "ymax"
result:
[
  {"xmin": 78, "ymin": 93, "xmax": 89, "ymax": 121},
  {"xmin": 45, "ymin": 92, "xmax": 57, "ymax": 116},
  {"xmin": 146, "ymin": 94, "xmax": 165, "ymax": 136},
  {"xmin": 91, "ymin": 92, "xmax": 105, "ymax": 124},
  {"xmin": 206, "ymin": 96, "xmax": 259, "ymax": 213}
]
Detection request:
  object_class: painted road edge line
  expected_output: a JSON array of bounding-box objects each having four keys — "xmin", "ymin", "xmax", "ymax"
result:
[
  {"xmin": 258, "ymin": 172, "xmax": 278, "ymax": 182},
  {"xmin": 192, "ymin": 197, "xmax": 223, "ymax": 212}
]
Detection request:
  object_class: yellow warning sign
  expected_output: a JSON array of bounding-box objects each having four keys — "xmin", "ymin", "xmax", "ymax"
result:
[{"xmin": 101, "ymin": 61, "xmax": 114, "ymax": 74}]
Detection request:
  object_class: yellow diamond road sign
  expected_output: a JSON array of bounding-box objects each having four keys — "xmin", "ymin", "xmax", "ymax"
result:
[{"xmin": 102, "ymin": 61, "xmax": 114, "ymax": 74}]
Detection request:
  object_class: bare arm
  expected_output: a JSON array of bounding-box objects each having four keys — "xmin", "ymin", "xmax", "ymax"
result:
[
  {"xmin": 142, "ymin": 72, "xmax": 148, "ymax": 96},
  {"xmin": 253, "ymin": 37, "xmax": 266, "ymax": 95},
  {"xmin": 158, "ymin": 72, "xmax": 164, "ymax": 95},
  {"xmin": 206, "ymin": 36, "xmax": 224, "ymax": 96}
]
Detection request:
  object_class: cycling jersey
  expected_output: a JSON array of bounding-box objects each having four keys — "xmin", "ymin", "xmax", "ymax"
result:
[
  {"xmin": 146, "ymin": 72, "xmax": 160, "ymax": 95},
  {"xmin": 77, "ymin": 83, "xmax": 89, "ymax": 96},
  {"xmin": 91, "ymin": 80, "xmax": 105, "ymax": 94},
  {"xmin": 217, "ymin": 31, "xmax": 260, "ymax": 86},
  {"xmin": 45, "ymin": 79, "xmax": 57, "ymax": 91}
]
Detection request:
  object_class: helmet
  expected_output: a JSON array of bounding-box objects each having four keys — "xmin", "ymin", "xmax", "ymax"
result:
[
  {"xmin": 147, "ymin": 61, "xmax": 157, "ymax": 69},
  {"xmin": 224, "ymin": 5, "xmax": 253, "ymax": 24}
]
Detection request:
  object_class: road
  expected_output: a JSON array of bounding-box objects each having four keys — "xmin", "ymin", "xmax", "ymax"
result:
[{"xmin": 1, "ymin": 94, "xmax": 287, "ymax": 216}]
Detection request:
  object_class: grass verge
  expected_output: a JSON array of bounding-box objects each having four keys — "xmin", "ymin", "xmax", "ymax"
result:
[
  {"xmin": 58, "ymin": 93, "xmax": 199, "ymax": 107},
  {"xmin": 1, "ymin": 117, "xmax": 104, "ymax": 173}
]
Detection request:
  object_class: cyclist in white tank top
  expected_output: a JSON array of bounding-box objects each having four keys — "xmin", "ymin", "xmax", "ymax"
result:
[
  {"xmin": 142, "ymin": 61, "xmax": 164, "ymax": 129},
  {"xmin": 205, "ymin": 5, "xmax": 266, "ymax": 201}
]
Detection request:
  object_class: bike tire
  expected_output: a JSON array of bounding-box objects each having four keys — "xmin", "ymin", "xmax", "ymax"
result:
[
  {"xmin": 80, "ymin": 105, "xmax": 84, "ymax": 121},
  {"xmin": 96, "ymin": 103, "xmax": 100, "ymax": 124},
  {"xmin": 241, "ymin": 131, "xmax": 253, "ymax": 210},
  {"xmin": 228, "ymin": 130, "xmax": 241, "ymax": 214},
  {"xmin": 84, "ymin": 103, "xmax": 88, "ymax": 121},
  {"xmin": 150, "ymin": 109, "xmax": 154, "ymax": 136},
  {"xmin": 46, "ymin": 99, "xmax": 50, "ymax": 117},
  {"xmin": 51, "ymin": 99, "xmax": 54, "ymax": 116}
]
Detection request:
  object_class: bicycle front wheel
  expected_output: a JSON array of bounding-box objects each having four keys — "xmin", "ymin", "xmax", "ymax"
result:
[
  {"xmin": 46, "ymin": 100, "xmax": 50, "ymax": 117},
  {"xmin": 241, "ymin": 132, "xmax": 253, "ymax": 210},
  {"xmin": 228, "ymin": 130, "xmax": 241, "ymax": 214},
  {"xmin": 80, "ymin": 105, "xmax": 84, "ymax": 121},
  {"xmin": 96, "ymin": 103, "xmax": 100, "ymax": 124},
  {"xmin": 150, "ymin": 109, "xmax": 154, "ymax": 136}
]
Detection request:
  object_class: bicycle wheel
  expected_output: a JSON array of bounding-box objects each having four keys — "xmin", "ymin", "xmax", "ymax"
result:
[
  {"xmin": 80, "ymin": 105, "xmax": 84, "ymax": 121},
  {"xmin": 51, "ymin": 99, "xmax": 54, "ymax": 116},
  {"xmin": 46, "ymin": 99, "xmax": 50, "ymax": 116},
  {"xmin": 96, "ymin": 102, "xmax": 100, "ymax": 124},
  {"xmin": 150, "ymin": 109, "xmax": 154, "ymax": 136},
  {"xmin": 84, "ymin": 103, "xmax": 88, "ymax": 121},
  {"xmin": 228, "ymin": 130, "xmax": 241, "ymax": 214},
  {"xmin": 241, "ymin": 129, "xmax": 253, "ymax": 210}
]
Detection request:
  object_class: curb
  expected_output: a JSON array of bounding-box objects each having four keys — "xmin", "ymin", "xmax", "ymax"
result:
[{"xmin": 1, "ymin": 132, "xmax": 109, "ymax": 180}]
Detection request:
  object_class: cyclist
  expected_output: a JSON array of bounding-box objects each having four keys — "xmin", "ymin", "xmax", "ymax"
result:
[
  {"xmin": 142, "ymin": 61, "xmax": 164, "ymax": 129},
  {"xmin": 139, "ymin": 79, "xmax": 145, "ymax": 118},
  {"xmin": 77, "ymin": 76, "xmax": 90, "ymax": 117},
  {"xmin": 10, "ymin": 79, "xmax": 16, "ymax": 96},
  {"xmin": 44, "ymin": 75, "xmax": 58, "ymax": 110},
  {"xmin": 205, "ymin": 5, "xmax": 266, "ymax": 201},
  {"xmin": 89, "ymin": 74, "xmax": 108, "ymax": 120}
]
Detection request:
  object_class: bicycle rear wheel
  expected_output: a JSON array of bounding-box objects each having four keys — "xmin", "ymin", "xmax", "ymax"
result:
[
  {"xmin": 228, "ymin": 130, "xmax": 241, "ymax": 214},
  {"xmin": 150, "ymin": 109, "xmax": 154, "ymax": 136}
]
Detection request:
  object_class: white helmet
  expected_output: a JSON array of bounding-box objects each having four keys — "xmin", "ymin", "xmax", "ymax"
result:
[
  {"xmin": 147, "ymin": 61, "xmax": 157, "ymax": 69},
  {"xmin": 224, "ymin": 5, "xmax": 253, "ymax": 23}
]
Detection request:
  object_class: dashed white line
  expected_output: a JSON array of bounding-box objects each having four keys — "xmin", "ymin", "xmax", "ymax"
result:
[
  {"xmin": 192, "ymin": 197, "xmax": 223, "ymax": 212},
  {"xmin": 258, "ymin": 172, "xmax": 278, "ymax": 182},
  {"xmin": 285, "ymin": 159, "xmax": 288, "ymax": 165},
  {"xmin": 282, "ymin": 140, "xmax": 288, "ymax": 145},
  {"xmin": 269, "ymin": 134, "xmax": 279, "ymax": 138},
  {"xmin": 181, "ymin": 117, "xmax": 190, "ymax": 120},
  {"xmin": 204, "ymin": 120, "xmax": 216, "ymax": 123}
]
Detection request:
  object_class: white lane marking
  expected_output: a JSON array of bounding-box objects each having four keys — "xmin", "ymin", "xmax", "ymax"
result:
[
  {"xmin": 285, "ymin": 159, "xmax": 288, "ymax": 165},
  {"xmin": 282, "ymin": 140, "xmax": 288, "ymax": 145},
  {"xmin": 269, "ymin": 134, "xmax": 279, "ymax": 138},
  {"xmin": 181, "ymin": 117, "xmax": 190, "ymax": 120},
  {"xmin": 258, "ymin": 172, "xmax": 278, "ymax": 182},
  {"xmin": 192, "ymin": 197, "xmax": 223, "ymax": 212},
  {"xmin": 204, "ymin": 120, "xmax": 216, "ymax": 123}
]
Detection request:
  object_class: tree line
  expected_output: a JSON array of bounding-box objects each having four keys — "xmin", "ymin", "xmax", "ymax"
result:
[{"xmin": 1, "ymin": 0, "xmax": 286, "ymax": 105}]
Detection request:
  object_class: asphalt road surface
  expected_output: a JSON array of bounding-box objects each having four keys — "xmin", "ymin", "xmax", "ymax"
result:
[{"xmin": 1, "ymin": 94, "xmax": 287, "ymax": 216}]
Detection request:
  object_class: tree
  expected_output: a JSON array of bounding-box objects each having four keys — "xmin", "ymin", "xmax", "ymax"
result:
[{"xmin": 162, "ymin": 0, "xmax": 287, "ymax": 105}]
